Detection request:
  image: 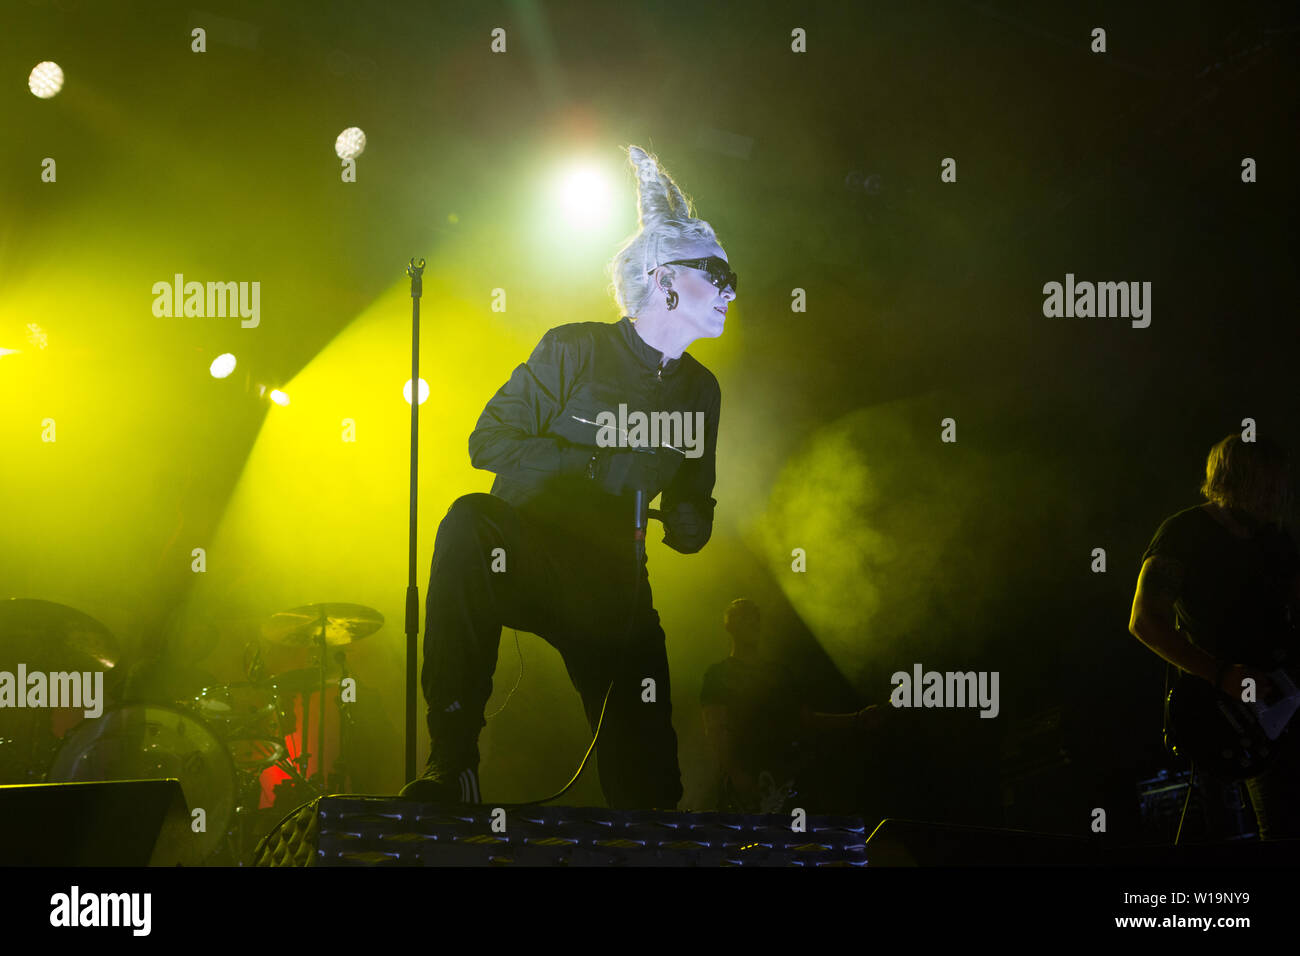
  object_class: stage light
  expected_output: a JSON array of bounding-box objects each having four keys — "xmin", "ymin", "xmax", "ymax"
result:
[
  {"xmin": 269, "ymin": 389, "xmax": 290, "ymax": 406},
  {"xmin": 403, "ymin": 378, "xmax": 429, "ymax": 405},
  {"xmin": 209, "ymin": 353, "xmax": 237, "ymax": 378},
  {"xmin": 556, "ymin": 162, "xmax": 613, "ymax": 230},
  {"xmin": 0, "ymin": 347, "xmax": 18, "ymax": 358},
  {"xmin": 28, "ymin": 61, "xmax": 64, "ymax": 98},
  {"xmin": 335, "ymin": 127, "xmax": 366, "ymax": 160}
]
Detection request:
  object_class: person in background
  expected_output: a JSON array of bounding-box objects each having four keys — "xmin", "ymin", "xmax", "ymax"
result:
[{"xmin": 701, "ymin": 598, "xmax": 884, "ymax": 812}]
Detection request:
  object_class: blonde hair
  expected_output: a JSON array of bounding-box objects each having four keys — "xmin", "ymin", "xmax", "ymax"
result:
[
  {"xmin": 1200, "ymin": 433, "xmax": 1293, "ymax": 523},
  {"xmin": 606, "ymin": 145, "xmax": 721, "ymax": 317}
]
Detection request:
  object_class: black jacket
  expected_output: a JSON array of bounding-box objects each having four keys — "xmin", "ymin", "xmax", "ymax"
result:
[{"xmin": 468, "ymin": 316, "xmax": 720, "ymax": 554}]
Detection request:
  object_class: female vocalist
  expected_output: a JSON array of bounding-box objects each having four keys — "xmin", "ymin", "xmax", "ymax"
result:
[{"xmin": 401, "ymin": 145, "xmax": 735, "ymax": 809}]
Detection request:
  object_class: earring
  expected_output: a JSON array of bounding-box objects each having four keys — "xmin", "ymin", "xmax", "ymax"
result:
[{"xmin": 666, "ymin": 289, "xmax": 678, "ymax": 311}]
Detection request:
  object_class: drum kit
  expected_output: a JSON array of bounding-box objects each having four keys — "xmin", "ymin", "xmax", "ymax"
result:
[{"xmin": 0, "ymin": 597, "xmax": 383, "ymax": 865}]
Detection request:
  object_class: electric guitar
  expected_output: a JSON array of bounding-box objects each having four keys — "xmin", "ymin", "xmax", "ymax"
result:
[{"xmin": 1166, "ymin": 659, "xmax": 1300, "ymax": 779}]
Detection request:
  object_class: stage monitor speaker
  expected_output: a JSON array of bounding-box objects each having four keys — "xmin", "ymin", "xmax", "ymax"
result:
[
  {"xmin": 0, "ymin": 779, "xmax": 192, "ymax": 866},
  {"xmin": 866, "ymin": 818, "xmax": 1099, "ymax": 865}
]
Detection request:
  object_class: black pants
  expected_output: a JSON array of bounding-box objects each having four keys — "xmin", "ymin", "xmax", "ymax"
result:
[{"xmin": 420, "ymin": 492, "xmax": 683, "ymax": 810}]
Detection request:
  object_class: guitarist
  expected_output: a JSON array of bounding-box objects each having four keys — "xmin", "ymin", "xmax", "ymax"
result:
[{"xmin": 1128, "ymin": 433, "xmax": 1300, "ymax": 840}]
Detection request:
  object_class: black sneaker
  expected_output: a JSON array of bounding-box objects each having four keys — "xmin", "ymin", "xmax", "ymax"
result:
[{"xmin": 398, "ymin": 766, "xmax": 481, "ymax": 804}]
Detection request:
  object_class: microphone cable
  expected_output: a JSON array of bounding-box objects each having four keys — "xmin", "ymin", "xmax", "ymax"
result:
[{"xmin": 497, "ymin": 490, "xmax": 647, "ymax": 808}]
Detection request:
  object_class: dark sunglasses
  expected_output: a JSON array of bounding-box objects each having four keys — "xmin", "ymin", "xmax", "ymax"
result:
[{"xmin": 648, "ymin": 256, "xmax": 737, "ymax": 294}]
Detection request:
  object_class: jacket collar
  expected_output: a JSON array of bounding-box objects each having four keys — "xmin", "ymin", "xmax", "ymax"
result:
[{"xmin": 618, "ymin": 316, "xmax": 681, "ymax": 376}]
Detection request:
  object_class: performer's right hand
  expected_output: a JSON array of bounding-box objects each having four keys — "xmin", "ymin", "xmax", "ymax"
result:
[
  {"xmin": 591, "ymin": 447, "xmax": 673, "ymax": 497},
  {"xmin": 1220, "ymin": 663, "xmax": 1278, "ymax": 704}
]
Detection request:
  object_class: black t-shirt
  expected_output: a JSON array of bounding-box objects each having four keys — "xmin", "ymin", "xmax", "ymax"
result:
[
  {"xmin": 1141, "ymin": 504, "xmax": 1299, "ymax": 665},
  {"xmin": 699, "ymin": 656, "xmax": 803, "ymax": 771}
]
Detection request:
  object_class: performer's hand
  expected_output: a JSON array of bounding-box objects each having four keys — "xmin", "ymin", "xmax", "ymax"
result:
[
  {"xmin": 661, "ymin": 499, "xmax": 711, "ymax": 553},
  {"xmin": 592, "ymin": 447, "xmax": 672, "ymax": 497},
  {"xmin": 853, "ymin": 704, "xmax": 885, "ymax": 734},
  {"xmin": 1221, "ymin": 664, "xmax": 1278, "ymax": 704}
]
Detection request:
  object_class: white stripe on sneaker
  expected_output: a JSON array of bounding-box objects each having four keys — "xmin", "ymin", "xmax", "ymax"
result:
[{"xmin": 458, "ymin": 769, "xmax": 479, "ymax": 803}]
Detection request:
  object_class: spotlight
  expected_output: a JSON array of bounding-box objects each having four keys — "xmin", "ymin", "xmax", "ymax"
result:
[
  {"xmin": 556, "ymin": 162, "xmax": 613, "ymax": 230},
  {"xmin": 0, "ymin": 347, "xmax": 18, "ymax": 358},
  {"xmin": 403, "ymin": 378, "xmax": 429, "ymax": 405},
  {"xmin": 335, "ymin": 127, "xmax": 366, "ymax": 160},
  {"xmin": 209, "ymin": 353, "xmax": 237, "ymax": 378},
  {"xmin": 269, "ymin": 389, "xmax": 290, "ymax": 406},
  {"xmin": 29, "ymin": 61, "xmax": 64, "ymax": 99}
]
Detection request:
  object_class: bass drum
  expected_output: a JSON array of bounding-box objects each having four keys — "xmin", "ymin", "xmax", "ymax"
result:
[{"xmin": 47, "ymin": 704, "xmax": 235, "ymax": 863}]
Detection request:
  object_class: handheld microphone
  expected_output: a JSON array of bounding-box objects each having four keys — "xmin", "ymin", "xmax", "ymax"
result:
[{"xmin": 634, "ymin": 488, "xmax": 650, "ymax": 571}]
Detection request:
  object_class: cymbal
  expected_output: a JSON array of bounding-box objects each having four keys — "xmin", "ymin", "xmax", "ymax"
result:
[
  {"xmin": 0, "ymin": 598, "xmax": 119, "ymax": 671},
  {"xmin": 261, "ymin": 603, "xmax": 383, "ymax": 648}
]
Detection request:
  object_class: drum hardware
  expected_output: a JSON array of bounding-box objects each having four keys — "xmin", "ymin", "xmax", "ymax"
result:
[
  {"xmin": 332, "ymin": 649, "xmax": 355, "ymax": 792},
  {"xmin": 0, "ymin": 598, "xmax": 120, "ymax": 672},
  {"xmin": 266, "ymin": 667, "xmax": 342, "ymax": 694},
  {"xmin": 261, "ymin": 603, "xmax": 381, "ymax": 793},
  {"xmin": 0, "ymin": 599, "xmax": 120, "ymax": 785},
  {"xmin": 188, "ymin": 680, "xmax": 281, "ymax": 739},
  {"xmin": 261, "ymin": 602, "xmax": 383, "ymax": 648},
  {"xmin": 4, "ymin": 598, "xmax": 381, "ymax": 862},
  {"xmin": 225, "ymin": 736, "xmax": 288, "ymax": 772},
  {"xmin": 45, "ymin": 703, "xmax": 235, "ymax": 864}
]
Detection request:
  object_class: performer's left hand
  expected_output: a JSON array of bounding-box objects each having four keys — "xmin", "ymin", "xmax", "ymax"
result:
[{"xmin": 662, "ymin": 500, "xmax": 710, "ymax": 553}]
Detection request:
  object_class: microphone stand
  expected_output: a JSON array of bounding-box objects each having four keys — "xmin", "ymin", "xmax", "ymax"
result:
[
  {"xmin": 633, "ymin": 489, "xmax": 647, "ymax": 567},
  {"xmin": 403, "ymin": 257, "xmax": 425, "ymax": 785}
]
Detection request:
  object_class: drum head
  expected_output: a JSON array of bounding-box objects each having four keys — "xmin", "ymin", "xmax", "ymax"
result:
[{"xmin": 48, "ymin": 704, "xmax": 235, "ymax": 863}]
